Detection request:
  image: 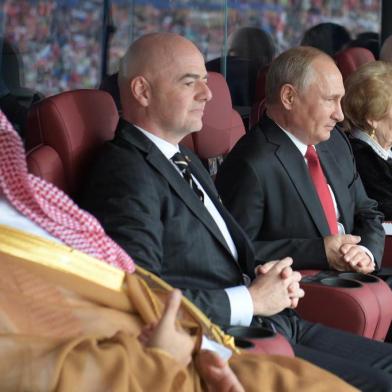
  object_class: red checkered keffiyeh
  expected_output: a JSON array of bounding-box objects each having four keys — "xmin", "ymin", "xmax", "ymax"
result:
[{"xmin": 0, "ymin": 110, "xmax": 135, "ymax": 273}]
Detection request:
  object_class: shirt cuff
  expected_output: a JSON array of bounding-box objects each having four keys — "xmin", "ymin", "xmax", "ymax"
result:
[
  {"xmin": 358, "ymin": 245, "xmax": 374, "ymax": 262},
  {"xmin": 201, "ymin": 336, "xmax": 232, "ymax": 361},
  {"xmin": 224, "ymin": 285, "xmax": 253, "ymax": 326}
]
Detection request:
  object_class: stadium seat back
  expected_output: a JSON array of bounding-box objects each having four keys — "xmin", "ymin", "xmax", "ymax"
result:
[
  {"xmin": 188, "ymin": 71, "xmax": 245, "ymax": 177},
  {"xmin": 335, "ymin": 47, "xmax": 375, "ymax": 80},
  {"xmin": 26, "ymin": 89, "xmax": 118, "ymax": 196}
]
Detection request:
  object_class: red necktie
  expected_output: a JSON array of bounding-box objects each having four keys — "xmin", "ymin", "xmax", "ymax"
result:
[{"xmin": 305, "ymin": 145, "xmax": 338, "ymax": 235}]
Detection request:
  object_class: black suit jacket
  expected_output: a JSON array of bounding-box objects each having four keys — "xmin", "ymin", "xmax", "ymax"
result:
[
  {"xmin": 350, "ymin": 137, "xmax": 392, "ymax": 220},
  {"xmin": 215, "ymin": 116, "xmax": 385, "ymax": 270},
  {"xmin": 79, "ymin": 119, "xmax": 255, "ymax": 326}
]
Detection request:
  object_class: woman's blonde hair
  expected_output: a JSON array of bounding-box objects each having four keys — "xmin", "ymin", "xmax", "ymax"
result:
[{"xmin": 342, "ymin": 61, "xmax": 392, "ymax": 133}]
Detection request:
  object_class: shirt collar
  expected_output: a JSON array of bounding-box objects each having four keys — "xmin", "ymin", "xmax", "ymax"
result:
[
  {"xmin": 134, "ymin": 125, "xmax": 179, "ymax": 159},
  {"xmin": 351, "ymin": 128, "xmax": 392, "ymax": 161}
]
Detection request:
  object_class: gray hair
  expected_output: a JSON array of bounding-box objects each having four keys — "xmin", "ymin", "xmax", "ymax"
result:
[{"xmin": 266, "ymin": 46, "xmax": 329, "ymax": 104}]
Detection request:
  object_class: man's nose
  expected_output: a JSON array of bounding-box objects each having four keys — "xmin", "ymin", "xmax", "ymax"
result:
[
  {"xmin": 333, "ymin": 102, "xmax": 344, "ymax": 123},
  {"xmin": 199, "ymin": 81, "xmax": 212, "ymax": 102}
]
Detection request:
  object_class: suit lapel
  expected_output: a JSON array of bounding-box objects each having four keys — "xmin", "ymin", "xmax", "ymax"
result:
[
  {"xmin": 117, "ymin": 122, "xmax": 239, "ymax": 261},
  {"xmin": 148, "ymin": 151, "xmax": 235, "ymax": 256},
  {"xmin": 262, "ymin": 117, "xmax": 331, "ymax": 236},
  {"xmin": 188, "ymin": 158, "xmax": 256, "ymax": 276}
]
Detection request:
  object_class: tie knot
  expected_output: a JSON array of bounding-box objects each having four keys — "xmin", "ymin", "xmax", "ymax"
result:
[
  {"xmin": 171, "ymin": 152, "xmax": 204, "ymax": 202},
  {"xmin": 305, "ymin": 145, "xmax": 318, "ymax": 162},
  {"xmin": 171, "ymin": 152, "xmax": 189, "ymax": 172}
]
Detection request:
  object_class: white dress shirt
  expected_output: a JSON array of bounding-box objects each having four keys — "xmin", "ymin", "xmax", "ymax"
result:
[
  {"xmin": 136, "ymin": 126, "xmax": 253, "ymax": 326},
  {"xmin": 0, "ymin": 191, "xmax": 61, "ymax": 243},
  {"xmin": 281, "ymin": 128, "xmax": 374, "ymax": 262}
]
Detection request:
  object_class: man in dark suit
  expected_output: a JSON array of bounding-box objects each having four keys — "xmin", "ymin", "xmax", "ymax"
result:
[
  {"xmin": 216, "ymin": 46, "xmax": 385, "ymax": 274},
  {"xmin": 80, "ymin": 34, "xmax": 392, "ymax": 390}
]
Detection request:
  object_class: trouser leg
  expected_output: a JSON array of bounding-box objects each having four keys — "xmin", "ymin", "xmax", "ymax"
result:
[{"xmin": 264, "ymin": 312, "xmax": 392, "ymax": 391}]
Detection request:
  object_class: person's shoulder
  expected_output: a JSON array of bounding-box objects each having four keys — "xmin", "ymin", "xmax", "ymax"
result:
[
  {"xmin": 217, "ymin": 128, "xmax": 270, "ymax": 182},
  {"xmin": 325, "ymin": 127, "xmax": 352, "ymax": 151},
  {"xmin": 97, "ymin": 121, "xmax": 153, "ymax": 163},
  {"xmin": 94, "ymin": 137, "xmax": 142, "ymax": 168},
  {"xmin": 86, "ymin": 130, "xmax": 152, "ymax": 187},
  {"xmin": 231, "ymin": 122, "xmax": 270, "ymax": 152},
  {"xmin": 349, "ymin": 136, "xmax": 373, "ymax": 154},
  {"xmin": 329, "ymin": 126, "xmax": 348, "ymax": 141}
]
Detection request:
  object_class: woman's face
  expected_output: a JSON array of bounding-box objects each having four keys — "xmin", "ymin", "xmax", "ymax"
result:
[{"xmin": 373, "ymin": 105, "xmax": 392, "ymax": 150}]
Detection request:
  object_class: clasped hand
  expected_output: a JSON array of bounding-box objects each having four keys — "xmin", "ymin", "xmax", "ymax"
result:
[
  {"xmin": 249, "ymin": 257, "xmax": 305, "ymax": 316},
  {"xmin": 324, "ymin": 234, "xmax": 375, "ymax": 274}
]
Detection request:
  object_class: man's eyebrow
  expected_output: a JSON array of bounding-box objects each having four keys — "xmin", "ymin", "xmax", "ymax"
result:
[{"xmin": 323, "ymin": 92, "xmax": 344, "ymax": 99}]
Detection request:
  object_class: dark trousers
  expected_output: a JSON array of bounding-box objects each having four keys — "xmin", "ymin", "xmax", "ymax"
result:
[{"xmin": 264, "ymin": 311, "xmax": 392, "ymax": 391}]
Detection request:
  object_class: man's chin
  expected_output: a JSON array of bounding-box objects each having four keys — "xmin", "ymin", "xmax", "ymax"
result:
[
  {"xmin": 188, "ymin": 122, "xmax": 204, "ymax": 133},
  {"xmin": 323, "ymin": 128, "xmax": 334, "ymax": 139},
  {"xmin": 314, "ymin": 131, "xmax": 332, "ymax": 144}
]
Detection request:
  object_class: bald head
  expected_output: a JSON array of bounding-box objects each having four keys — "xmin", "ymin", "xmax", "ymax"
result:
[
  {"xmin": 119, "ymin": 32, "xmax": 202, "ymax": 88},
  {"xmin": 118, "ymin": 33, "xmax": 211, "ymax": 144}
]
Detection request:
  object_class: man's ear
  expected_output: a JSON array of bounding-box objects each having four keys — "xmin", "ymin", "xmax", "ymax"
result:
[
  {"xmin": 281, "ymin": 84, "xmax": 296, "ymax": 110},
  {"xmin": 130, "ymin": 76, "xmax": 151, "ymax": 107}
]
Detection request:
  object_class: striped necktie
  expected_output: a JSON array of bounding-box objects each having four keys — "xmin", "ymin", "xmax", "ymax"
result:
[{"xmin": 171, "ymin": 152, "xmax": 204, "ymax": 203}]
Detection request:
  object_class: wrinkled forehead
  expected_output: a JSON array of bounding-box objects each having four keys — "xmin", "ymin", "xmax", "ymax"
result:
[
  {"xmin": 148, "ymin": 40, "xmax": 206, "ymax": 78},
  {"xmin": 310, "ymin": 57, "xmax": 345, "ymax": 95}
]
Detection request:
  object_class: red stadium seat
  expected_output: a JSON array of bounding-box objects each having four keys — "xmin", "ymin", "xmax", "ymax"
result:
[
  {"xmin": 226, "ymin": 326, "xmax": 294, "ymax": 356},
  {"xmin": 181, "ymin": 71, "xmax": 245, "ymax": 177},
  {"xmin": 26, "ymin": 89, "xmax": 118, "ymax": 196},
  {"xmin": 298, "ymin": 271, "xmax": 392, "ymax": 340},
  {"xmin": 335, "ymin": 47, "xmax": 375, "ymax": 80},
  {"xmin": 381, "ymin": 232, "xmax": 392, "ymax": 267}
]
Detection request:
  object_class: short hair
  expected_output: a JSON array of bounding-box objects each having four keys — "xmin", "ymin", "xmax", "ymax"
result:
[
  {"xmin": 342, "ymin": 61, "xmax": 392, "ymax": 133},
  {"xmin": 301, "ymin": 22, "xmax": 351, "ymax": 57},
  {"xmin": 228, "ymin": 27, "xmax": 275, "ymax": 67},
  {"xmin": 265, "ymin": 46, "xmax": 328, "ymax": 105}
]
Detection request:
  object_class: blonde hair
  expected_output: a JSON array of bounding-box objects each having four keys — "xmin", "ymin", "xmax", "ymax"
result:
[{"xmin": 342, "ymin": 61, "xmax": 392, "ymax": 133}]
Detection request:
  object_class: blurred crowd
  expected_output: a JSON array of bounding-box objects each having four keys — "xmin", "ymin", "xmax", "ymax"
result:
[{"xmin": 1, "ymin": 0, "xmax": 381, "ymax": 96}]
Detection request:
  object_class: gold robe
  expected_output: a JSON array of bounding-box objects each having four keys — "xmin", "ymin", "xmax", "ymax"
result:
[{"xmin": 0, "ymin": 225, "xmax": 357, "ymax": 391}]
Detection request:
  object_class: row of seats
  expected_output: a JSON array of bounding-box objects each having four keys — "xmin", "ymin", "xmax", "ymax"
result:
[
  {"xmin": 24, "ymin": 70, "xmax": 392, "ymax": 352},
  {"xmin": 26, "ymin": 72, "xmax": 244, "ymax": 190}
]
